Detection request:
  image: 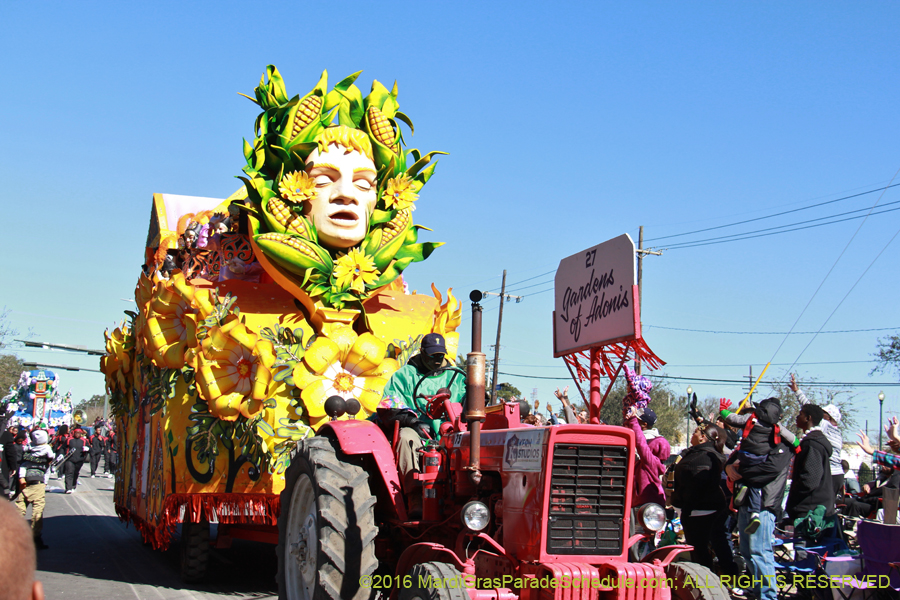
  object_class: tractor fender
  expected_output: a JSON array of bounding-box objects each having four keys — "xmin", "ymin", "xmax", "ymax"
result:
[
  {"xmin": 395, "ymin": 542, "xmax": 469, "ymax": 580},
  {"xmin": 318, "ymin": 419, "xmax": 407, "ymax": 521},
  {"xmin": 641, "ymin": 544, "xmax": 692, "ymax": 567}
]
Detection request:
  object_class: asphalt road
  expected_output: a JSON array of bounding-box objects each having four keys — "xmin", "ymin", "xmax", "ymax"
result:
[{"xmin": 28, "ymin": 464, "xmax": 278, "ymax": 599}]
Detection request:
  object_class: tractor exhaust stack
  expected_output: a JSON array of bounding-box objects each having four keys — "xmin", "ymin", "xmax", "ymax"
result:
[{"xmin": 465, "ymin": 291, "xmax": 486, "ymax": 485}]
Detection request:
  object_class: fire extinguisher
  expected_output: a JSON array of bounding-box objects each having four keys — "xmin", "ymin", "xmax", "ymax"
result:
[{"xmin": 420, "ymin": 442, "xmax": 442, "ymax": 521}]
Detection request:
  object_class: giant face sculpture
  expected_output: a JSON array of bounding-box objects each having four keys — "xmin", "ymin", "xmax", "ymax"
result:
[{"xmin": 303, "ymin": 143, "xmax": 377, "ymax": 249}]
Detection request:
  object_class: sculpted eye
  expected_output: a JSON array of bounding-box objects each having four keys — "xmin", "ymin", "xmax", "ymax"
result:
[
  {"xmin": 354, "ymin": 179, "xmax": 372, "ymax": 191},
  {"xmin": 314, "ymin": 175, "xmax": 333, "ymax": 187}
]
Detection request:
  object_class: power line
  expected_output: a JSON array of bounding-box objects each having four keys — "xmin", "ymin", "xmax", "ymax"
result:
[
  {"xmin": 497, "ymin": 370, "xmax": 899, "ymax": 386},
  {"xmin": 645, "ymin": 325, "xmax": 900, "ymax": 335},
  {"xmin": 499, "ymin": 359, "xmax": 875, "ymax": 369},
  {"xmin": 666, "ymin": 204, "xmax": 900, "ymax": 250},
  {"xmin": 485, "ymin": 269, "xmax": 555, "ymax": 292},
  {"xmin": 505, "ymin": 277, "xmax": 555, "ymax": 293},
  {"xmin": 645, "ymin": 182, "xmax": 900, "ymax": 243},
  {"xmin": 771, "ymin": 163, "xmax": 900, "ymax": 378}
]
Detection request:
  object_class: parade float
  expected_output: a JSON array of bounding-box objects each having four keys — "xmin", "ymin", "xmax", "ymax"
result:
[
  {"xmin": 101, "ymin": 65, "xmax": 460, "ymax": 558},
  {"xmin": 2, "ymin": 369, "xmax": 75, "ymax": 429}
]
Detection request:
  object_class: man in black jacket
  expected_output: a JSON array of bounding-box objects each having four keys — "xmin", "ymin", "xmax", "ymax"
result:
[
  {"xmin": 726, "ymin": 437, "xmax": 793, "ymax": 600},
  {"xmin": 785, "ymin": 404, "xmax": 834, "ymax": 559}
]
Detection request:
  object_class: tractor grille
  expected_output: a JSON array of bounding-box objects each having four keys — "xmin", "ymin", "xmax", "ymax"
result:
[{"xmin": 547, "ymin": 444, "xmax": 628, "ymax": 555}]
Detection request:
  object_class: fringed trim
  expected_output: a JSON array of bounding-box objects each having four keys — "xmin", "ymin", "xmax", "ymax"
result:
[
  {"xmin": 114, "ymin": 493, "xmax": 281, "ymax": 551},
  {"xmin": 562, "ymin": 338, "xmax": 665, "ymax": 383}
]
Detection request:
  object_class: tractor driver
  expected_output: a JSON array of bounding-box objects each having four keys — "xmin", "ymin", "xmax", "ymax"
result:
[{"xmin": 380, "ymin": 333, "xmax": 465, "ymax": 513}]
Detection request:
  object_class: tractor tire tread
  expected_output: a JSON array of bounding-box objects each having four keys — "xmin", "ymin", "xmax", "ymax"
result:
[{"xmin": 277, "ymin": 435, "xmax": 378, "ymax": 600}]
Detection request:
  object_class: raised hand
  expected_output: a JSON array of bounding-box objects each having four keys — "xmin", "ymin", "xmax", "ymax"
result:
[
  {"xmin": 553, "ymin": 386, "xmax": 570, "ymax": 406},
  {"xmin": 719, "ymin": 398, "xmax": 732, "ymax": 412},
  {"xmin": 887, "ymin": 416, "xmax": 899, "ymax": 443},
  {"xmin": 789, "ymin": 373, "xmax": 799, "ymax": 393},
  {"xmin": 857, "ymin": 430, "xmax": 875, "ymax": 455}
]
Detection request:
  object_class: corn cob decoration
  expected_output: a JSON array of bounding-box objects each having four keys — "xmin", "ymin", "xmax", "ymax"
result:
[
  {"xmin": 366, "ymin": 106, "xmax": 396, "ymax": 149},
  {"xmin": 264, "ymin": 198, "xmax": 314, "ymax": 239},
  {"xmin": 291, "ymin": 95, "xmax": 323, "ymax": 139}
]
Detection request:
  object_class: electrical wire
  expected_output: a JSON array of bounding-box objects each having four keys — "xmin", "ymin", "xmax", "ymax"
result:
[
  {"xmin": 485, "ymin": 268, "xmax": 556, "ymax": 293},
  {"xmin": 645, "ymin": 325, "xmax": 900, "ymax": 335},
  {"xmin": 770, "ymin": 164, "xmax": 900, "ymax": 375},
  {"xmin": 497, "ymin": 370, "xmax": 899, "ymax": 386},
  {"xmin": 666, "ymin": 204, "xmax": 900, "ymax": 250},
  {"xmin": 645, "ymin": 182, "xmax": 900, "ymax": 243}
]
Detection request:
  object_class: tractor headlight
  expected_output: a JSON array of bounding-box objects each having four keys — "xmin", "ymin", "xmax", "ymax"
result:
[
  {"xmin": 638, "ymin": 503, "xmax": 666, "ymax": 532},
  {"xmin": 461, "ymin": 501, "xmax": 490, "ymax": 532}
]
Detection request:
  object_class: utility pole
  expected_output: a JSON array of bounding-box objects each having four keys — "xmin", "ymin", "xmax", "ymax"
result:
[
  {"xmin": 634, "ymin": 226, "xmax": 663, "ymax": 375},
  {"xmin": 481, "ymin": 271, "xmax": 523, "ymax": 404},
  {"xmin": 748, "ymin": 366, "xmax": 754, "ymax": 404}
]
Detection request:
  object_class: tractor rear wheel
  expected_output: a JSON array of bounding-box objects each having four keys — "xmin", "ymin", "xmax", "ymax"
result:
[
  {"xmin": 665, "ymin": 562, "xmax": 731, "ymax": 600},
  {"xmin": 398, "ymin": 562, "xmax": 468, "ymax": 600},
  {"xmin": 180, "ymin": 519, "xmax": 210, "ymax": 583},
  {"xmin": 276, "ymin": 436, "xmax": 378, "ymax": 600}
]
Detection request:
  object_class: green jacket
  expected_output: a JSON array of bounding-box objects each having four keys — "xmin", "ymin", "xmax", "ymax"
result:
[{"xmin": 381, "ymin": 355, "xmax": 466, "ymax": 435}]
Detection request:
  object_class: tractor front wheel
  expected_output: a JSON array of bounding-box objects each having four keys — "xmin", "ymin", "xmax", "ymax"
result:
[
  {"xmin": 398, "ymin": 562, "xmax": 468, "ymax": 600},
  {"xmin": 665, "ymin": 562, "xmax": 731, "ymax": 600},
  {"xmin": 276, "ymin": 436, "xmax": 378, "ymax": 600}
]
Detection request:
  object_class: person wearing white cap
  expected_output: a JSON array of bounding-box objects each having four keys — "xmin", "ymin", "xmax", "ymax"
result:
[{"xmin": 789, "ymin": 374, "xmax": 844, "ymax": 497}]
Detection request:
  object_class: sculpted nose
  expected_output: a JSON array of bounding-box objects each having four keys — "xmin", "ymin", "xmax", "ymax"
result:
[{"xmin": 329, "ymin": 177, "xmax": 359, "ymax": 205}]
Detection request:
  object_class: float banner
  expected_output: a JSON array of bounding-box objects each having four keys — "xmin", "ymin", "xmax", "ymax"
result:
[{"xmin": 553, "ymin": 234, "xmax": 638, "ymax": 357}]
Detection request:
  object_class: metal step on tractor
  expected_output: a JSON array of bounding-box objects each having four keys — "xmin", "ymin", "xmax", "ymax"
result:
[{"xmin": 275, "ymin": 295, "xmax": 728, "ymax": 600}]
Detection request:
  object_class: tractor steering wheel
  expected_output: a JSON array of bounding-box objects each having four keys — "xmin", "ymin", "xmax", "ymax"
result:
[{"xmin": 412, "ymin": 366, "xmax": 466, "ymax": 405}]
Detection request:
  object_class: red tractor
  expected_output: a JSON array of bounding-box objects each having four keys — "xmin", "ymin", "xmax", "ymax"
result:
[{"xmin": 274, "ymin": 320, "xmax": 727, "ymax": 600}]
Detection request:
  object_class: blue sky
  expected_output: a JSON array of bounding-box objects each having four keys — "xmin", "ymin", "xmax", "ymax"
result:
[{"xmin": 2, "ymin": 1, "xmax": 899, "ymax": 430}]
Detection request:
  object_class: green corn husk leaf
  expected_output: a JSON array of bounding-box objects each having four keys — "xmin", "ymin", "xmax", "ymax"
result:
[
  {"xmin": 307, "ymin": 282, "xmax": 329, "ymax": 298},
  {"xmin": 371, "ymin": 222, "xmax": 412, "ymax": 271},
  {"xmin": 363, "ymin": 228, "xmax": 382, "ymax": 256},
  {"xmin": 370, "ymin": 256, "xmax": 416, "ymax": 288},
  {"xmin": 336, "ymin": 83, "xmax": 365, "ymax": 128},
  {"xmin": 393, "ymin": 241, "xmax": 442, "ymax": 263},
  {"xmin": 243, "ymin": 138, "xmax": 254, "ymax": 162},
  {"xmin": 370, "ymin": 209, "xmax": 395, "ymax": 225},
  {"xmin": 406, "ymin": 151, "xmax": 447, "ymax": 179},
  {"xmin": 414, "ymin": 160, "xmax": 439, "ymax": 185},
  {"xmin": 255, "ymin": 233, "xmax": 333, "ymax": 275},
  {"xmin": 372, "ymin": 142, "xmax": 403, "ymax": 176},
  {"xmin": 395, "ymin": 111, "xmax": 414, "ymax": 135},
  {"xmin": 324, "ymin": 71, "xmax": 362, "ymax": 112},
  {"xmin": 364, "ymin": 80, "xmax": 391, "ymax": 110}
]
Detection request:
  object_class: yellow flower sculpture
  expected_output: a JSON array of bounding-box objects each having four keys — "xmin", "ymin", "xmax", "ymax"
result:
[
  {"xmin": 144, "ymin": 272, "xmax": 199, "ymax": 370},
  {"xmin": 278, "ymin": 171, "xmax": 316, "ymax": 205},
  {"xmin": 195, "ymin": 315, "xmax": 277, "ymax": 421},
  {"xmin": 133, "ymin": 272, "xmax": 158, "ymax": 355},
  {"xmin": 431, "ymin": 285, "xmax": 462, "ymax": 360},
  {"xmin": 290, "ymin": 325, "xmax": 398, "ymax": 426},
  {"xmin": 101, "ymin": 323, "xmax": 135, "ymax": 393},
  {"xmin": 333, "ymin": 248, "xmax": 379, "ymax": 293},
  {"xmin": 382, "ymin": 174, "xmax": 419, "ymax": 211}
]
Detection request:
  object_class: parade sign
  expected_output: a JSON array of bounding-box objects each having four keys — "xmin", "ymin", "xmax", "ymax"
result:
[{"xmin": 553, "ymin": 234, "xmax": 638, "ymax": 357}]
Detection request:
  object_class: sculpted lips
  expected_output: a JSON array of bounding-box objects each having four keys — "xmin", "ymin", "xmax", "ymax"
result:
[{"xmin": 329, "ymin": 209, "xmax": 360, "ymax": 225}]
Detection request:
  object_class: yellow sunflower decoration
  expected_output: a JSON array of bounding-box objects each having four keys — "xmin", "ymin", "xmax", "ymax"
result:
[
  {"xmin": 143, "ymin": 273, "xmax": 198, "ymax": 370},
  {"xmin": 290, "ymin": 325, "xmax": 398, "ymax": 422},
  {"xmin": 195, "ymin": 315, "xmax": 277, "ymax": 421},
  {"xmin": 278, "ymin": 171, "xmax": 316, "ymax": 205},
  {"xmin": 333, "ymin": 248, "xmax": 380, "ymax": 294},
  {"xmin": 101, "ymin": 322, "xmax": 135, "ymax": 393},
  {"xmin": 382, "ymin": 174, "xmax": 420, "ymax": 211}
]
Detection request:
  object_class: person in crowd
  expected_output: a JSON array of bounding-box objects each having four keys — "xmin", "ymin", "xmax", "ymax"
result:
[
  {"xmin": 10, "ymin": 429, "xmax": 28, "ymax": 499},
  {"xmin": 64, "ymin": 428, "xmax": 86, "ymax": 493},
  {"xmin": 785, "ymin": 404, "xmax": 834, "ymax": 559},
  {"xmin": 790, "ymin": 374, "xmax": 844, "ymax": 498},
  {"xmin": 553, "ymin": 387, "xmax": 579, "ymax": 425},
  {"xmin": 671, "ymin": 423, "xmax": 740, "ymax": 576},
  {"xmin": 105, "ymin": 427, "xmax": 117, "ymax": 476},
  {"xmin": 842, "ymin": 460, "xmax": 861, "ymax": 495},
  {"xmin": 51, "ymin": 424, "xmax": 70, "ymax": 458},
  {"xmin": 0, "ymin": 499, "xmax": 45, "ymax": 600},
  {"xmin": 624, "ymin": 405, "xmax": 670, "ymax": 506},
  {"xmin": 0, "ymin": 421, "xmax": 16, "ymax": 497},
  {"xmin": 849, "ymin": 426, "xmax": 900, "ymax": 519},
  {"xmin": 718, "ymin": 396, "xmax": 799, "ymax": 534},
  {"xmin": 15, "ymin": 430, "xmax": 54, "ymax": 550},
  {"xmin": 725, "ymin": 432, "xmax": 794, "ymax": 600},
  {"xmin": 88, "ymin": 428, "xmax": 106, "ymax": 477}
]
